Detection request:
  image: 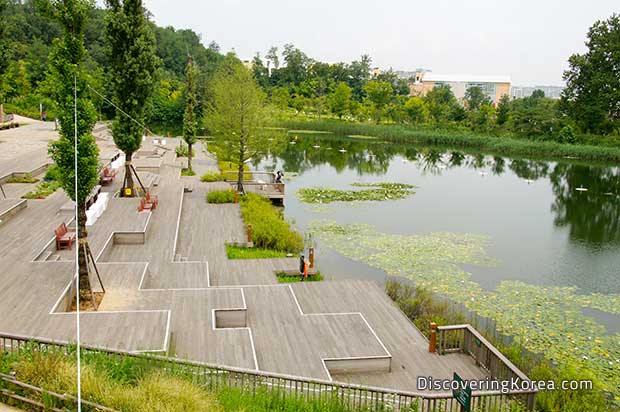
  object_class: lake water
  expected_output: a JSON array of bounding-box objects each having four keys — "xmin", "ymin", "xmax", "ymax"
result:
[{"xmin": 256, "ymin": 134, "xmax": 620, "ymax": 330}]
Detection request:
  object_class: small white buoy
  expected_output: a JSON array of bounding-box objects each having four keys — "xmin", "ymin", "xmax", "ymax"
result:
[
  {"xmin": 339, "ymin": 148, "xmax": 347, "ymax": 153},
  {"xmin": 604, "ymin": 192, "xmax": 615, "ymax": 196},
  {"xmin": 479, "ymin": 171, "xmax": 487, "ymax": 176},
  {"xmin": 524, "ymin": 179, "xmax": 534, "ymax": 184},
  {"xmin": 289, "ymin": 141, "xmax": 296, "ymax": 145},
  {"xmin": 576, "ymin": 186, "xmax": 588, "ymax": 192},
  {"xmin": 313, "ymin": 145, "xmax": 320, "ymax": 149}
]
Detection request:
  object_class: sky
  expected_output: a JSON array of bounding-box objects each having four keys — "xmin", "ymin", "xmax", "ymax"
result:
[{"xmin": 142, "ymin": 0, "xmax": 618, "ymax": 86}]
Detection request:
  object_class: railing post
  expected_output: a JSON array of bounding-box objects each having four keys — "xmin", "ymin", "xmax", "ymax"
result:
[
  {"xmin": 429, "ymin": 322, "xmax": 437, "ymax": 353},
  {"xmin": 247, "ymin": 224, "xmax": 253, "ymax": 244},
  {"xmin": 309, "ymin": 247, "xmax": 315, "ymax": 268},
  {"xmin": 234, "ymin": 191, "xmax": 238, "ymax": 204}
]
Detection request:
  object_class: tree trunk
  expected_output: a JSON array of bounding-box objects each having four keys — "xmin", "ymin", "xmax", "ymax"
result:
[
  {"xmin": 187, "ymin": 143, "xmax": 193, "ymax": 171},
  {"xmin": 77, "ymin": 204, "xmax": 95, "ymax": 309},
  {"xmin": 123, "ymin": 152, "xmax": 134, "ymax": 197},
  {"xmin": 237, "ymin": 146, "xmax": 245, "ymax": 193}
]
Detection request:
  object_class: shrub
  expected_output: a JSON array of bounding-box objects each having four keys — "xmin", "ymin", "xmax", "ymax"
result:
[
  {"xmin": 385, "ymin": 279, "xmax": 465, "ymax": 337},
  {"xmin": 22, "ymin": 181, "xmax": 61, "ymax": 199},
  {"xmin": 6, "ymin": 173, "xmax": 38, "ymax": 184},
  {"xmin": 175, "ymin": 144, "xmax": 195, "ymax": 157},
  {"xmin": 181, "ymin": 168, "xmax": 196, "ymax": 176},
  {"xmin": 226, "ymin": 245, "xmax": 289, "ymax": 259},
  {"xmin": 44, "ymin": 165, "xmax": 62, "ymax": 182},
  {"xmin": 206, "ymin": 190, "xmax": 235, "ymax": 204},
  {"xmin": 239, "ymin": 193, "xmax": 303, "ymax": 252},
  {"xmin": 201, "ymin": 172, "xmax": 224, "ymax": 182}
]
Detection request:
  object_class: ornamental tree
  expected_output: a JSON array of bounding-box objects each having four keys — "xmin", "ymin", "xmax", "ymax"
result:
[{"xmin": 105, "ymin": 0, "xmax": 158, "ymax": 196}]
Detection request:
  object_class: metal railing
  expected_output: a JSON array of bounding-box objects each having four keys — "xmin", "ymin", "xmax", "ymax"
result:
[{"xmin": 0, "ymin": 332, "xmax": 536, "ymax": 411}]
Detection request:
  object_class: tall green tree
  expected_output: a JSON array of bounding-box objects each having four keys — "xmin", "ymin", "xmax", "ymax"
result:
[
  {"xmin": 182, "ymin": 54, "xmax": 198, "ymax": 172},
  {"xmin": 562, "ymin": 13, "xmax": 620, "ymax": 134},
  {"xmin": 464, "ymin": 86, "xmax": 491, "ymax": 110},
  {"xmin": 496, "ymin": 94, "xmax": 511, "ymax": 125},
  {"xmin": 329, "ymin": 82, "xmax": 352, "ymax": 119},
  {"xmin": 404, "ymin": 96, "xmax": 429, "ymax": 123},
  {"xmin": 45, "ymin": 0, "xmax": 100, "ymax": 309},
  {"xmin": 105, "ymin": 0, "xmax": 158, "ymax": 197},
  {"xmin": 0, "ymin": 0, "xmax": 10, "ymax": 121},
  {"xmin": 206, "ymin": 60, "xmax": 270, "ymax": 192},
  {"xmin": 364, "ymin": 80, "xmax": 393, "ymax": 123}
]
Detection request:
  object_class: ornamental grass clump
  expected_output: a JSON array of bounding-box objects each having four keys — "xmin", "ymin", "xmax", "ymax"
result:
[
  {"xmin": 239, "ymin": 193, "xmax": 303, "ymax": 252},
  {"xmin": 207, "ymin": 190, "xmax": 235, "ymax": 203}
]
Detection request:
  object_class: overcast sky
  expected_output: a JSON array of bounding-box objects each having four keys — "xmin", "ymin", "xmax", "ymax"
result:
[{"xmin": 142, "ymin": 0, "xmax": 618, "ymax": 86}]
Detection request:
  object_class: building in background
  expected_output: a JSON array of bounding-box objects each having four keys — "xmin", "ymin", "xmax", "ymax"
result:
[
  {"xmin": 409, "ymin": 71, "xmax": 511, "ymax": 105},
  {"xmin": 511, "ymin": 85, "xmax": 564, "ymax": 99}
]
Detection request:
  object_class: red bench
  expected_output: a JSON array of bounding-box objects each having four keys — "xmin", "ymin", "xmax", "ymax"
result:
[
  {"xmin": 145, "ymin": 192, "xmax": 158, "ymax": 208},
  {"xmin": 100, "ymin": 167, "xmax": 116, "ymax": 185},
  {"xmin": 137, "ymin": 197, "xmax": 154, "ymax": 212},
  {"xmin": 54, "ymin": 223, "xmax": 76, "ymax": 250}
]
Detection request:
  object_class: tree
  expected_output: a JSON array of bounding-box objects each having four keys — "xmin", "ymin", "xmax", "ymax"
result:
[
  {"xmin": 266, "ymin": 46, "xmax": 279, "ymax": 70},
  {"xmin": 206, "ymin": 61, "xmax": 270, "ymax": 192},
  {"xmin": 511, "ymin": 96, "xmax": 562, "ymax": 137},
  {"xmin": 0, "ymin": 0, "xmax": 10, "ymax": 121},
  {"xmin": 562, "ymin": 13, "xmax": 620, "ymax": 134},
  {"xmin": 45, "ymin": 0, "xmax": 101, "ymax": 310},
  {"xmin": 183, "ymin": 54, "xmax": 198, "ymax": 172},
  {"xmin": 329, "ymin": 82, "xmax": 352, "ymax": 119},
  {"xmin": 496, "ymin": 94, "xmax": 511, "ymax": 125},
  {"xmin": 532, "ymin": 89, "xmax": 546, "ymax": 99},
  {"xmin": 404, "ymin": 96, "xmax": 429, "ymax": 123},
  {"xmin": 105, "ymin": 0, "xmax": 159, "ymax": 197},
  {"xmin": 425, "ymin": 85, "xmax": 461, "ymax": 124},
  {"xmin": 363, "ymin": 80, "xmax": 393, "ymax": 122},
  {"xmin": 464, "ymin": 86, "xmax": 491, "ymax": 110}
]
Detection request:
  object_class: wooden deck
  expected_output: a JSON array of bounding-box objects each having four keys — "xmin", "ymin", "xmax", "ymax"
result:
[{"xmin": 0, "ymin": 132, "xmax": 495, "ymax": 395}]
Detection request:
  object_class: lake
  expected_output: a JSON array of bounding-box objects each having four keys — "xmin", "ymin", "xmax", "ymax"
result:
[{"xmin": 256, "ymin": 133, "xmax": 620, "ymax": 333}]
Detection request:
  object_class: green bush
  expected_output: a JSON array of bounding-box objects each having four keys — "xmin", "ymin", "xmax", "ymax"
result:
[
  {"xmin": 385, "ymin": 279, "xmax": 465, "ymax": 336},
  {"xmin": 175, "ymin": 144, "xmax": 195, "ymax": 157},
  {"xmin": 181, "ymin": 168, "xmax": 196, "ymax": 176},
  {"xmin": 226, "ymin": 245, "xmax": 289, "ymax": 259},
  {"xmin": 201, "ymin": 172, "xmax": 224, "ymax": 182},
  {"xmin": 44, "ymin": 165, "xmax": 62, "ymax": 182},
  {"xmin": 239, "ymin": 193, "xmax": 303, "ymax": 252},
  {"xmin": 206, "ymin": 190, "xmax": 235, "ymax": 203},
  {"xmin": 22, "ymin": 181, "xmax": 61, "ymax": 199}
]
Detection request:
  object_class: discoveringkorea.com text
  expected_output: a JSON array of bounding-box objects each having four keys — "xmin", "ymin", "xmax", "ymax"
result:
[{"xmin": 417, "ymin": 376, "xmax": 593, "ymax": 394}]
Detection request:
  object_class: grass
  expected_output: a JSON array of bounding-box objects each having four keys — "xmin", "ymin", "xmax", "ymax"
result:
[
  {"xmin": 206, "ymin": 190, "xmax": 235, "ymax": 204},
  {"xmin": 0, "ymin": 346, "xmax": 370, "ymax": 412},
  {"xmin": 226, "ymin": 245, "xmax": 289, "ymax": 259},
  {"xmin": 201, "ymin": 171, "xmax": 225, "ymax": 182},
  {"xmin": 181, "ymin": 168, "xmax": 196, "ymax": 176},
  {"xmin": 278, "ymin": 118, "xmax": 620, "ymax": 163},
  {"xmin": 5, "ymin": 173, "xmax": 38, "ymax": 184},
  {"xmin": 239, "ymin": 193, "xmax": 303, "ymax": 253},
  {"xmin": 276, "ymin": 271, "xmax": 324, "ymax": 283},
  {"xmin": 22, "ymin": 180, "xmax": 60, "ymax": 199}
]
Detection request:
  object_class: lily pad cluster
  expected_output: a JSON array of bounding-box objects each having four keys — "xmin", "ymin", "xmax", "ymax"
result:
[
  {"xmin": 308, "ymin": 220, "xmax": 620, "ymax": 398},
  {"xmin": 298, "ymin": 182, "xmax": 416, "ymax": 204}
]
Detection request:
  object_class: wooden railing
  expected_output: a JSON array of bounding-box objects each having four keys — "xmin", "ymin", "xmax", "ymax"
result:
[
  {"xmin": 1, "ymin": 373, "xmax": 115, "ymax": 412},
  {"xmin": 437, "ymin": 324, "xmax": 536, "ymax": 409},
  {"xmin": 0, "ymin": 333, "xmax": 536, "ymax": 411}
]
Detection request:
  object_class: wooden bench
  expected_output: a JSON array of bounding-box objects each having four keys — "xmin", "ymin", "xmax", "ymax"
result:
[
  {"xmin": 145, "ymin": 192, "xmax": 158, "ymax": 208},
  {"xmin": 54, "ymin": 223, "xmax": 76, "ymax": 250},
  {"xmin": 100, "ymin": 167, "xmax": 116, "ymax": 186}
]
